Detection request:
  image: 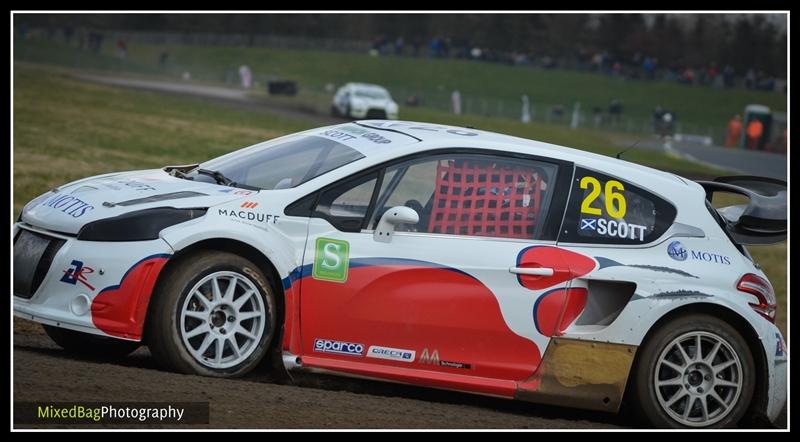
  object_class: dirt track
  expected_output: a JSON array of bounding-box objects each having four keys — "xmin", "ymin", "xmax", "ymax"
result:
[{"xmin": 14, "ymin": 318, "xmax": 631, "ymax": 429}]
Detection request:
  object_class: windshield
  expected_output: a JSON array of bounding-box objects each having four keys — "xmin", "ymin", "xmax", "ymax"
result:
[
  {"xmin": 354, "ymin": 88, "xmax": 390, "ymax": 100},
  {"xmin": 188, "ymin": 135, "xmax": 364, "ymax": 190}
]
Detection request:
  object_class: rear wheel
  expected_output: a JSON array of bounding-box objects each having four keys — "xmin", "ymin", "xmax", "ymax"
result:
[
  {"xmin": 43, "ymin": 325, "xmax": 140, "ymax": 358},
  {"xmin": 146, "ymin": 251, "xmax": 277, "ymax": 378},
  {"xmin": 631, "ymin": 314, "xmax": 755, "ymax": 428}
]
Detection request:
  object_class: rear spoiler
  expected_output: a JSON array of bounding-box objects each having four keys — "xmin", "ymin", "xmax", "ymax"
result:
[{"xmin": 696, "ymin": 176, "xmax": 786, "ymax": 245}]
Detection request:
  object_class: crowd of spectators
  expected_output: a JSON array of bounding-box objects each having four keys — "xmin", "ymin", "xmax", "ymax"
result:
[{"xmin": 370, "ymin": 35, "xmax": 784, "ymax": 93}]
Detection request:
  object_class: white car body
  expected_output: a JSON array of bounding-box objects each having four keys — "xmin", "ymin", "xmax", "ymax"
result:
[
  {"xmin": 13, "ymin": 120, "xmax": 786, "ymax": 427},
  {"xmin": 332, "ymin": 83, "xmax": 399, "ymax": 119}
]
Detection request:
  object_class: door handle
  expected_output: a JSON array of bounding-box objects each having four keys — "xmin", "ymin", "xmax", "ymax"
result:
[{"xmin": 509, "ymin": 266, "xmax": 555, "ymax": 276}]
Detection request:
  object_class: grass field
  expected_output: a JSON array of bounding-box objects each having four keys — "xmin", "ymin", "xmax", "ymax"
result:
[
  {"xmin": 12, "ymin": 63, "xmax": 313, "ymax": 215},
  {"xmin": 15, "ymin": 37, "xmax": 787, "ymax": 131},
  {"xmin": 12, "ymin": 61, "xmax": 786, "ymax": 335}
]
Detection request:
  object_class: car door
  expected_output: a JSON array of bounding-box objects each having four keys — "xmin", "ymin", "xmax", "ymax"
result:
[{"xmin": 297, "ymin": 151, "xmax": 587, "ymax": 396}]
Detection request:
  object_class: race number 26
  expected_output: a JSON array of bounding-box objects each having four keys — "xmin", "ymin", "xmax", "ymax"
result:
[{"xmin": 580, "ymin": 176, "xmax": 627, "ymax": 219}]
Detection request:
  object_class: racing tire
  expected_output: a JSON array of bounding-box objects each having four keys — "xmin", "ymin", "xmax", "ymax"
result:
[
  {"xmin": 630, "ymin": 313, "xmax": 755, "ymax": 428},
  {"xmin": 146, "ymin": 251, "xmax": 277, "ymax": 378},
  {"xmin": 43, "ymin": 325, "xmax": 140, "ymax": 358}
]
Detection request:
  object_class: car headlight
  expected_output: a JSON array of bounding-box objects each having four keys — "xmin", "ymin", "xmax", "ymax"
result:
[{"xmin": 77, "ymin": 207, "xmax": 207, "ymax": 241}]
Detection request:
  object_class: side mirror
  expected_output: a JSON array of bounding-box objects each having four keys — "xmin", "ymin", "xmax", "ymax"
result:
[{"xmin": 373, "ymin": 206, "xmax": 419, "ymax": 243}]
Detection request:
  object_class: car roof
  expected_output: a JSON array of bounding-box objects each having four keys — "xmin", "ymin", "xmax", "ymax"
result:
[{"xmin": 339, "ymin": 120, "xmax": 689, "ymax": 188}]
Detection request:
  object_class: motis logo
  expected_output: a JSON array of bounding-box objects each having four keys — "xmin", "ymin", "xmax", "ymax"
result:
[
  {"xmin": 668, "ymin": 241, "xmax": 731, "ymax": 265},
  {"xmin": 667, "ymin": 241, "xmax": 688, "ymax": 261},
  {"xmin": 313, "ymin": 339, "xmax": 364, "ymax": 356},
  {"xmin": 312, "ymin": 238, "xmax": 350, "ymax": 282},
  {"xmin": 40, "ymin": 194, "xmax": 94, "ymax": 218}
]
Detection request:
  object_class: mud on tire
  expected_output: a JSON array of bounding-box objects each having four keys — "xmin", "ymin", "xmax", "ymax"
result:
[
  {"xmin": 145, "ymin": 251, "xmax": 277, "ymax": 378},
  {"xmin": 630, "ymin": 313, "xmax": 755, "ymax": 428}
]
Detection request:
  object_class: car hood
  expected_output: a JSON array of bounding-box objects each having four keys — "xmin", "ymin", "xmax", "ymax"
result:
[{"xmin": 20, "ymin": 169, "xmax": 257, "ymax": 235}]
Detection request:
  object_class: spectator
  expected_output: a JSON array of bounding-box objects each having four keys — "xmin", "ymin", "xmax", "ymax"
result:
[
  {"xmin": 746, "ymin": 118, "xmax": 764, "ymax": 150},
  {"xmin": 680, "ymin": 67, "xmax": 696, "ymax": 85},
  {"xmin": 159, "ymin": 51, "xmax": 169, "ymax": 70},
  {"xmin": 88, "ymin": 31, "xmax": 104, "ymax": 53},
  {"xmin": 611, "ymin": 61, "xmax": 622, "ymax": 77},
  {"xmin": 781, "ymin": 128, "xmax": 787, "ymax": 153},
  {"xmin": 653, "ymin": 105, "xmax": 665, "ymax": 132},
  {"xmin": 707, "ymin": 62, "xmax": 718, "ymax": 82},
  {"xmin": 394, "ymin": 36, "xmax": 404, "ymax": 55},
  {"xmin": 116, "ymin": 38, "xmax": 127, "ymax": 60},
  {"xmin": 608, "ymin": 99, "xmax": 623, "ymax": 124},
  {"xmin": 725, "ymin": 115, "xmax": 743, "ymax": 148},
  {"xmin": 77, "ymin": 27, "xmax": 86, "ymax": 50},
  {"xmin": 593, "ymin": 106, "xmax": 604, "ymax": 127},
  {"xmin": 661, "ymin": 111, "xmax": 676, "ymax": 138},
  {"xmin": 63, "ymin": 26, "xmax": 74, "ymax": 45},
  {"xmin": 591, "ymin": 52, "xmax": 603, "ymax": 71},
  {"xmin": 551, "ymin": 104, "xmax": 564, "ymax": 120},
  {"xmin": 722, "ymin": 65, "xmax": 735, "ymax": 88},
  {"xmin": 643, "ymin": 56, "xmax": 655, "ymax": 80},
  {"xmin": 745, "ymin": 68, "xmax": 756, "ymax": 89}
]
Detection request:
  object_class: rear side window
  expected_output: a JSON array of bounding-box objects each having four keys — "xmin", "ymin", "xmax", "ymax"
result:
[{"xmin": 559, "ymin": 167, "xmax": 676, "ymax": 244}]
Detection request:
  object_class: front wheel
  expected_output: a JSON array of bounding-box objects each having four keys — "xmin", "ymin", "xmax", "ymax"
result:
[
  {"xmin": 146, "ymin": 251, "xmax": 277, "ymax": 378},
  {"xmin": 631, "ymin": 314, "xmax": 755, "ymax": 428}
]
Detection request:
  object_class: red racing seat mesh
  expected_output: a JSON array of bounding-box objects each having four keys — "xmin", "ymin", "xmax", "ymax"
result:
[{"xmin": 428, "ymin": 159, "xmax": 544, "ymax": 239}]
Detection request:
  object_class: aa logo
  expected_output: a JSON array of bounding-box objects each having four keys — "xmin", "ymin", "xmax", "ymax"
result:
[{"xmin": 312, "ymin": 238, "xmax": 350, "ymax": 283}]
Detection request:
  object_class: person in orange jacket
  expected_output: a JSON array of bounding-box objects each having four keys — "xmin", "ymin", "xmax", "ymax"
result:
[
  {"xmin": 726, "ymin": 115, "xmax": 742, "ymax": 147},
  {"xmin": 747, "ymin": 118, "xmax": 764, "ymax": 149}
]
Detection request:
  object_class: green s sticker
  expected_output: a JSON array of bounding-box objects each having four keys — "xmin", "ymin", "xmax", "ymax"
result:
[{"xmin": 312, "ymin": 238, "xmax": 350, "ymax": 282}]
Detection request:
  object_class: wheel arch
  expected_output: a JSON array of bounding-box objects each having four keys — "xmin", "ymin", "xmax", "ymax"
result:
[
  {"xmin": 625, "ymin": 302, "xmax": 769, "ymax": 421},
  {"xmin": 144, "ymin": 237, "xmax": 289, "ymax": 377}
]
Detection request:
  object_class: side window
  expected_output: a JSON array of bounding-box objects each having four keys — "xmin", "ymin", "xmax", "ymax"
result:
[
  {"xmin": 559, "ymin": 167, "xmax": 676, "ymax": 244},
  {"xmin": 369, "ymin": 154, "xmax": 559, "ymax": 240},
  {"xmin": 313, "ymin": 172, "xmax": 378, "ymax": 232}
]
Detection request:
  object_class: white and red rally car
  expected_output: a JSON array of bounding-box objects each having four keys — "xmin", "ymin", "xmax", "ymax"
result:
[{"xmin": 14, "ymin": 121, "xmax": 787, "ymax": 428}]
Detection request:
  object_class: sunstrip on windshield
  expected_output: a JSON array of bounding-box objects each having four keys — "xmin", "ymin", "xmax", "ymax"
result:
[{"xmin": 311, "ymin": 123, "xmax": 419, "ymax": 155}]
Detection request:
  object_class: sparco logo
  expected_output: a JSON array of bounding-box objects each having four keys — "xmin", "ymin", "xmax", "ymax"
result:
[{"xmin": 313, "ymin": 339, "xmax": 364, "ymax": 357}]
